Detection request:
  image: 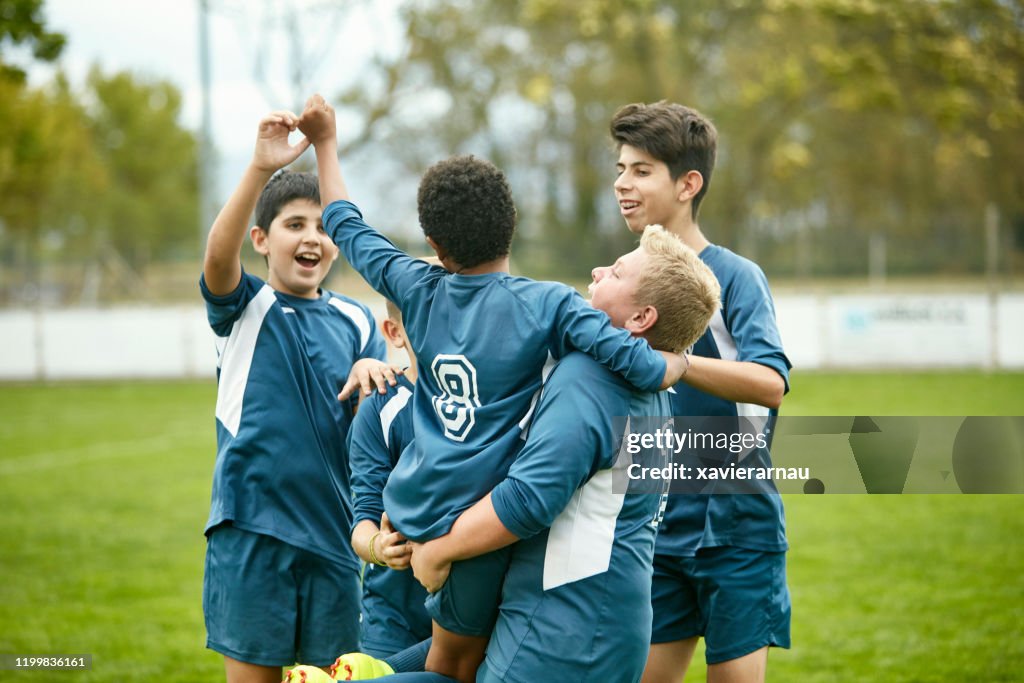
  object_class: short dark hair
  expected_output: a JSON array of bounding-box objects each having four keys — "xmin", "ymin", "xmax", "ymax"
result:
[
  {"xmin": 610, "ymin": 101, "xmax": 718, "ymax": 219},
  {"xmin": 416, "ymin": 155, "xmax": 516, "ymax": 269},
  {"xmin": 254, "ymin": 170, "xmax": 320, "ymax": 231}
]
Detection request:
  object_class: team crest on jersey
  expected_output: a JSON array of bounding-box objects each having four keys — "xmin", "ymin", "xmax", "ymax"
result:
[{"xmin": 431, "ymin": 354, "xmax": 481, "ymax": 442}]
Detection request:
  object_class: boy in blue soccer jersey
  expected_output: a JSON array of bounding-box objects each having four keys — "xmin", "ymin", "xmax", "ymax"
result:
[
  {"xmin": 347, "ymin": 298, "xmax": 432, "ymax": 661},
  {"xmin": 368, "ymin": 225, "xmax": 722, "ymax": 683},
  {"xmin": 610, "ymin": 101, "xmax": 793, "ymax": 683},
  {"xmin": 201, "ymin": 111, "xmax": 390, "ymax": 683},
  {"xmin": 297, "ymin": 94, "xmax": 689, "ymax": 683},
  {"xmin": 417, "ymin": 226, "xmax": 722, "ymax": 683}
]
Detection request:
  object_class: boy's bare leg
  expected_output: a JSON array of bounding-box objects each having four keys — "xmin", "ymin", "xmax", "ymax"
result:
[
  {"xmin": 224, "ymin": 656, "xmax": 282, "ymax": 683},
  {"xmin": 642, "ymin": 641, "xmax": 767, "ymax": 683},
  {"xmin": 425, "ymin": 622, "xmax": 488, "ymax": 683},
  {"xmin": 707, "ymin": 647, "xmax": 767, "ymax": 683},
  {"xmin": 641, "ymin": 638, "xmax": 699, "ymax": 683}
]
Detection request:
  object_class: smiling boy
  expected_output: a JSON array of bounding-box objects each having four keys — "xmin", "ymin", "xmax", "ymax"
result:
[
  {"xmin": 611, "ymin": 101, "xmax": 792, "ymax": 683},
  {"xmin": 200, "ymin": 111, "xmax": 388, "ymax": 683}
]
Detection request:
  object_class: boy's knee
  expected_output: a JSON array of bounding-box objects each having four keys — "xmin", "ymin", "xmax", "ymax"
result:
[{"xmin": 425, "ymin": 632, "xmax": 487, "ymax": 683}]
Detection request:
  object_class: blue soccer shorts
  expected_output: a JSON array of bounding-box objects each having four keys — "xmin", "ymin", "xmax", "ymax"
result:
[
  {"xmin": 360, "ymin": 566, "xmax": 432, "ymax": 658},
  {"xmin": 650, "ymin": 546, "xmax": 791, "ymax": 664},
  {"xmin": 203, "ymin": 524, "xmax": 361, "ymax": 667},
  {"xmin": 424, "ymin": 547, "xmax": 512, "ymax": 637}
]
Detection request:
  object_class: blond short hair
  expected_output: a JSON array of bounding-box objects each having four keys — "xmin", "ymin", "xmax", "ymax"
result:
[{"xmin": 636, "ymin": 225, "xmax": 721, "ymax": 353}]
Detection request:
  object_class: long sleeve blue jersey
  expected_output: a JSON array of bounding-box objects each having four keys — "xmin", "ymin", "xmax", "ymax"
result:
[{"xmin": 324, "ymin": 199, "xmax": 668, "ymax": 541}]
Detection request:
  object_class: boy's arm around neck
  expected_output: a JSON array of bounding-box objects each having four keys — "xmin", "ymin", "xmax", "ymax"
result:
[
  {"xmin": 679, "ymin": 356, "xmax": 785, "ymax": 409},
  {"xmin": 548, "ymin": 288, "xmax": 668, "ymax": 393},
  {"xmin": 659, "ymin": 350, "xmax": 689, "ymax": 391}
]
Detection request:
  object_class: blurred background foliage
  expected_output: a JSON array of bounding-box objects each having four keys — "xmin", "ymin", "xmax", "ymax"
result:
[
  {"xmin": 1, "ymin": 0, "xmax": 198, "ymax": 303},
  {"xmin": 1, "ymin": 0, "xmax": 1022, "ymax": 303}
]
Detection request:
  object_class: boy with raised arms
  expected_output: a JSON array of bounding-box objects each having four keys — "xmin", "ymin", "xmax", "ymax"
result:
[{"xmin": 200, "ymin": 111, "xmax": 389, "ymax": 683}]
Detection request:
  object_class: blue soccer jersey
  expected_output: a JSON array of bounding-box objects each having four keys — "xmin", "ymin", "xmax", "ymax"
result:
[
  {"xmin": 349, "ymin": 374, "xmax": 416, "ymax": 529},
  {"xmin": 657, "ymin": 244, "xmax": 792, "ymax": 556},
  {"xmin": 323, "ymin": 200, "xmax": 668, "ymax": 542},
  {"xmin": 346, "ymin": 374, "xmax": 432, "ymax": 655},
  {"xmin": 201, "ymin": 270, "xmax": 386, "ymax": 569},
  {"xmin": 481, "ymin": 352, "xmax": 670, "ymax": 683}
]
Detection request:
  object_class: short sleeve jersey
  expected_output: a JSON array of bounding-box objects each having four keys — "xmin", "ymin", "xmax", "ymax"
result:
[
  {"xmin": 484, "ymin": 352, "xmax": 671, "ymax": 682},
  {"xmin": 201, "ymin": 270, "xmax": 386, "ymax": 569},
  {"xmin": 323, "ymin": 200, "xmax": 668, "ymax": 542},
  {"xmin": 657, "ymin": 244, "xmax": 792, "ymax": 556}
]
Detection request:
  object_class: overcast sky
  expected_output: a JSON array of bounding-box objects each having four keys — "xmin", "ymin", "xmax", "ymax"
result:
[{"xmin": 31, "ymin": 0, "xmax": 403, "ymax": 208}]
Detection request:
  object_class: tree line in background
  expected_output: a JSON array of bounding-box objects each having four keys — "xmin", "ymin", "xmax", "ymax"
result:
[
  {"xmin": 0, "ymin": 0, "xmax": 198, "ymax": 304},
  {"xmin": 339, "ymin": 0, "xmax": 1024, "ymax": 281},
  {"xmin": 1, "ymin": 0, "xmax": 1022, "ymax": 304}
]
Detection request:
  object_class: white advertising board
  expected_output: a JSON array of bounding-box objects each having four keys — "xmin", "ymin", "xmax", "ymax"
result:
[{"xmin": 824, "ymin": 295, "xmax": 993, "ymax": 368}]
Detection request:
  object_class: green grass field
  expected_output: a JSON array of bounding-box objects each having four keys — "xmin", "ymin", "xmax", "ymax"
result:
[{"xmin": 1, "ymin": 372, "xmax": 1022, "ymax": 682}]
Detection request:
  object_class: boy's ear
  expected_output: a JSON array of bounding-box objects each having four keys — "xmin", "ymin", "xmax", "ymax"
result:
[
  {"xmin": 626, "ymin": 305, "xmax": 659, "ymax": 336},
  {"xmin": 675, "ymin": 170, "xmax": 704, "ymax": 204},
  {"xmin": 250, "ymin": 225, "xmax": 270, "ymax": 255},
  {"xmin": 381, "ymin": 318, "xmax": 406, "ymax": 348}
]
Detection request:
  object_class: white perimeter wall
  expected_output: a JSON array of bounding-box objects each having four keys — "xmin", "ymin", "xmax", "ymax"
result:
[
  {"xmin": 1, "ymin": 295, "xmax": 1022, "ymax": 380},
  {"xmin": 780, "ymin": 293, "xmax": 1024, "ymax": 370}
]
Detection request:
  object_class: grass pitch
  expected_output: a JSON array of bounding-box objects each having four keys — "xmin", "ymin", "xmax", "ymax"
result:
[{"xmin": 0, "ymin": 372, "xmax": 1022, "ymax": 681}]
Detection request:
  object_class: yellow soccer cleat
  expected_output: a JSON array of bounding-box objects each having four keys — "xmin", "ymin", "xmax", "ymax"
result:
[{"xmin": 329, "ymin": 652, "xmax": 395, "ymax": 680}]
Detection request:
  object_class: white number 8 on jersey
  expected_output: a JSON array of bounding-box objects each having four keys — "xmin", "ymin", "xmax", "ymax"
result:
[{"xmin": 431, "ymin": 354, "xmax": 481, "ymax": 442}]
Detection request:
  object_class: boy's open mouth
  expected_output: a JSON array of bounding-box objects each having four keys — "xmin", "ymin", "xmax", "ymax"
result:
[{"xmin": 295, "ymin": 253, "xmax": 321, "ymax": 268}]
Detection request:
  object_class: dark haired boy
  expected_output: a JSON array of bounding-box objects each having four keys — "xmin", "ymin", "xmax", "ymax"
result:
[
  {"xmin": 200, "ymin": 111, "xmax": 389, "ymax": 683},
  {"xmin": 610, "ymin": 101, "xmax": 792, "ymax": 683},
  {"xmin": 299, "ymin": 94, "xmax": 688, "ymax": 683}
]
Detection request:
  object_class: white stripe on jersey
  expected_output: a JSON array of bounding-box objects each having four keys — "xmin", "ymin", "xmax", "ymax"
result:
[
  {"xmin": 542, "ymin": 419, "xmax": 629, "ymax": 590},
  {"xmin": 215, "ymin": 285, "xmax": 277, "ymax": 437},
  {"xmin": 708, "ymin": 309, "xmax": 736, "ymax": 361},
  {"xmin": 379, "ymin": 385, "xmax": 413, "ymax": 449},
  {"xmin": 328, "ymin": 297, "xmax": 372, "ymax": 353}
]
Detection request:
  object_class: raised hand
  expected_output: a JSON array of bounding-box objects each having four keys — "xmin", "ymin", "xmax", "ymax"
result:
[
  {"xmin": 297, "ymin": 93, "xmax": 337, "ymax": 147},
  {"xmin": 252, "ymin": 111, "xmax": 310, "ymax": 173}
]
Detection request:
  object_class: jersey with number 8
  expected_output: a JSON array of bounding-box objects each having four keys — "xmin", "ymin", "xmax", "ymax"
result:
[
  {"xmin": 324, "ymin": 199, "xmax": 669, "ymax": 543},
  {"xmin": 431, "ymin": 354, "xmax": 480, "ymax": 442}
]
